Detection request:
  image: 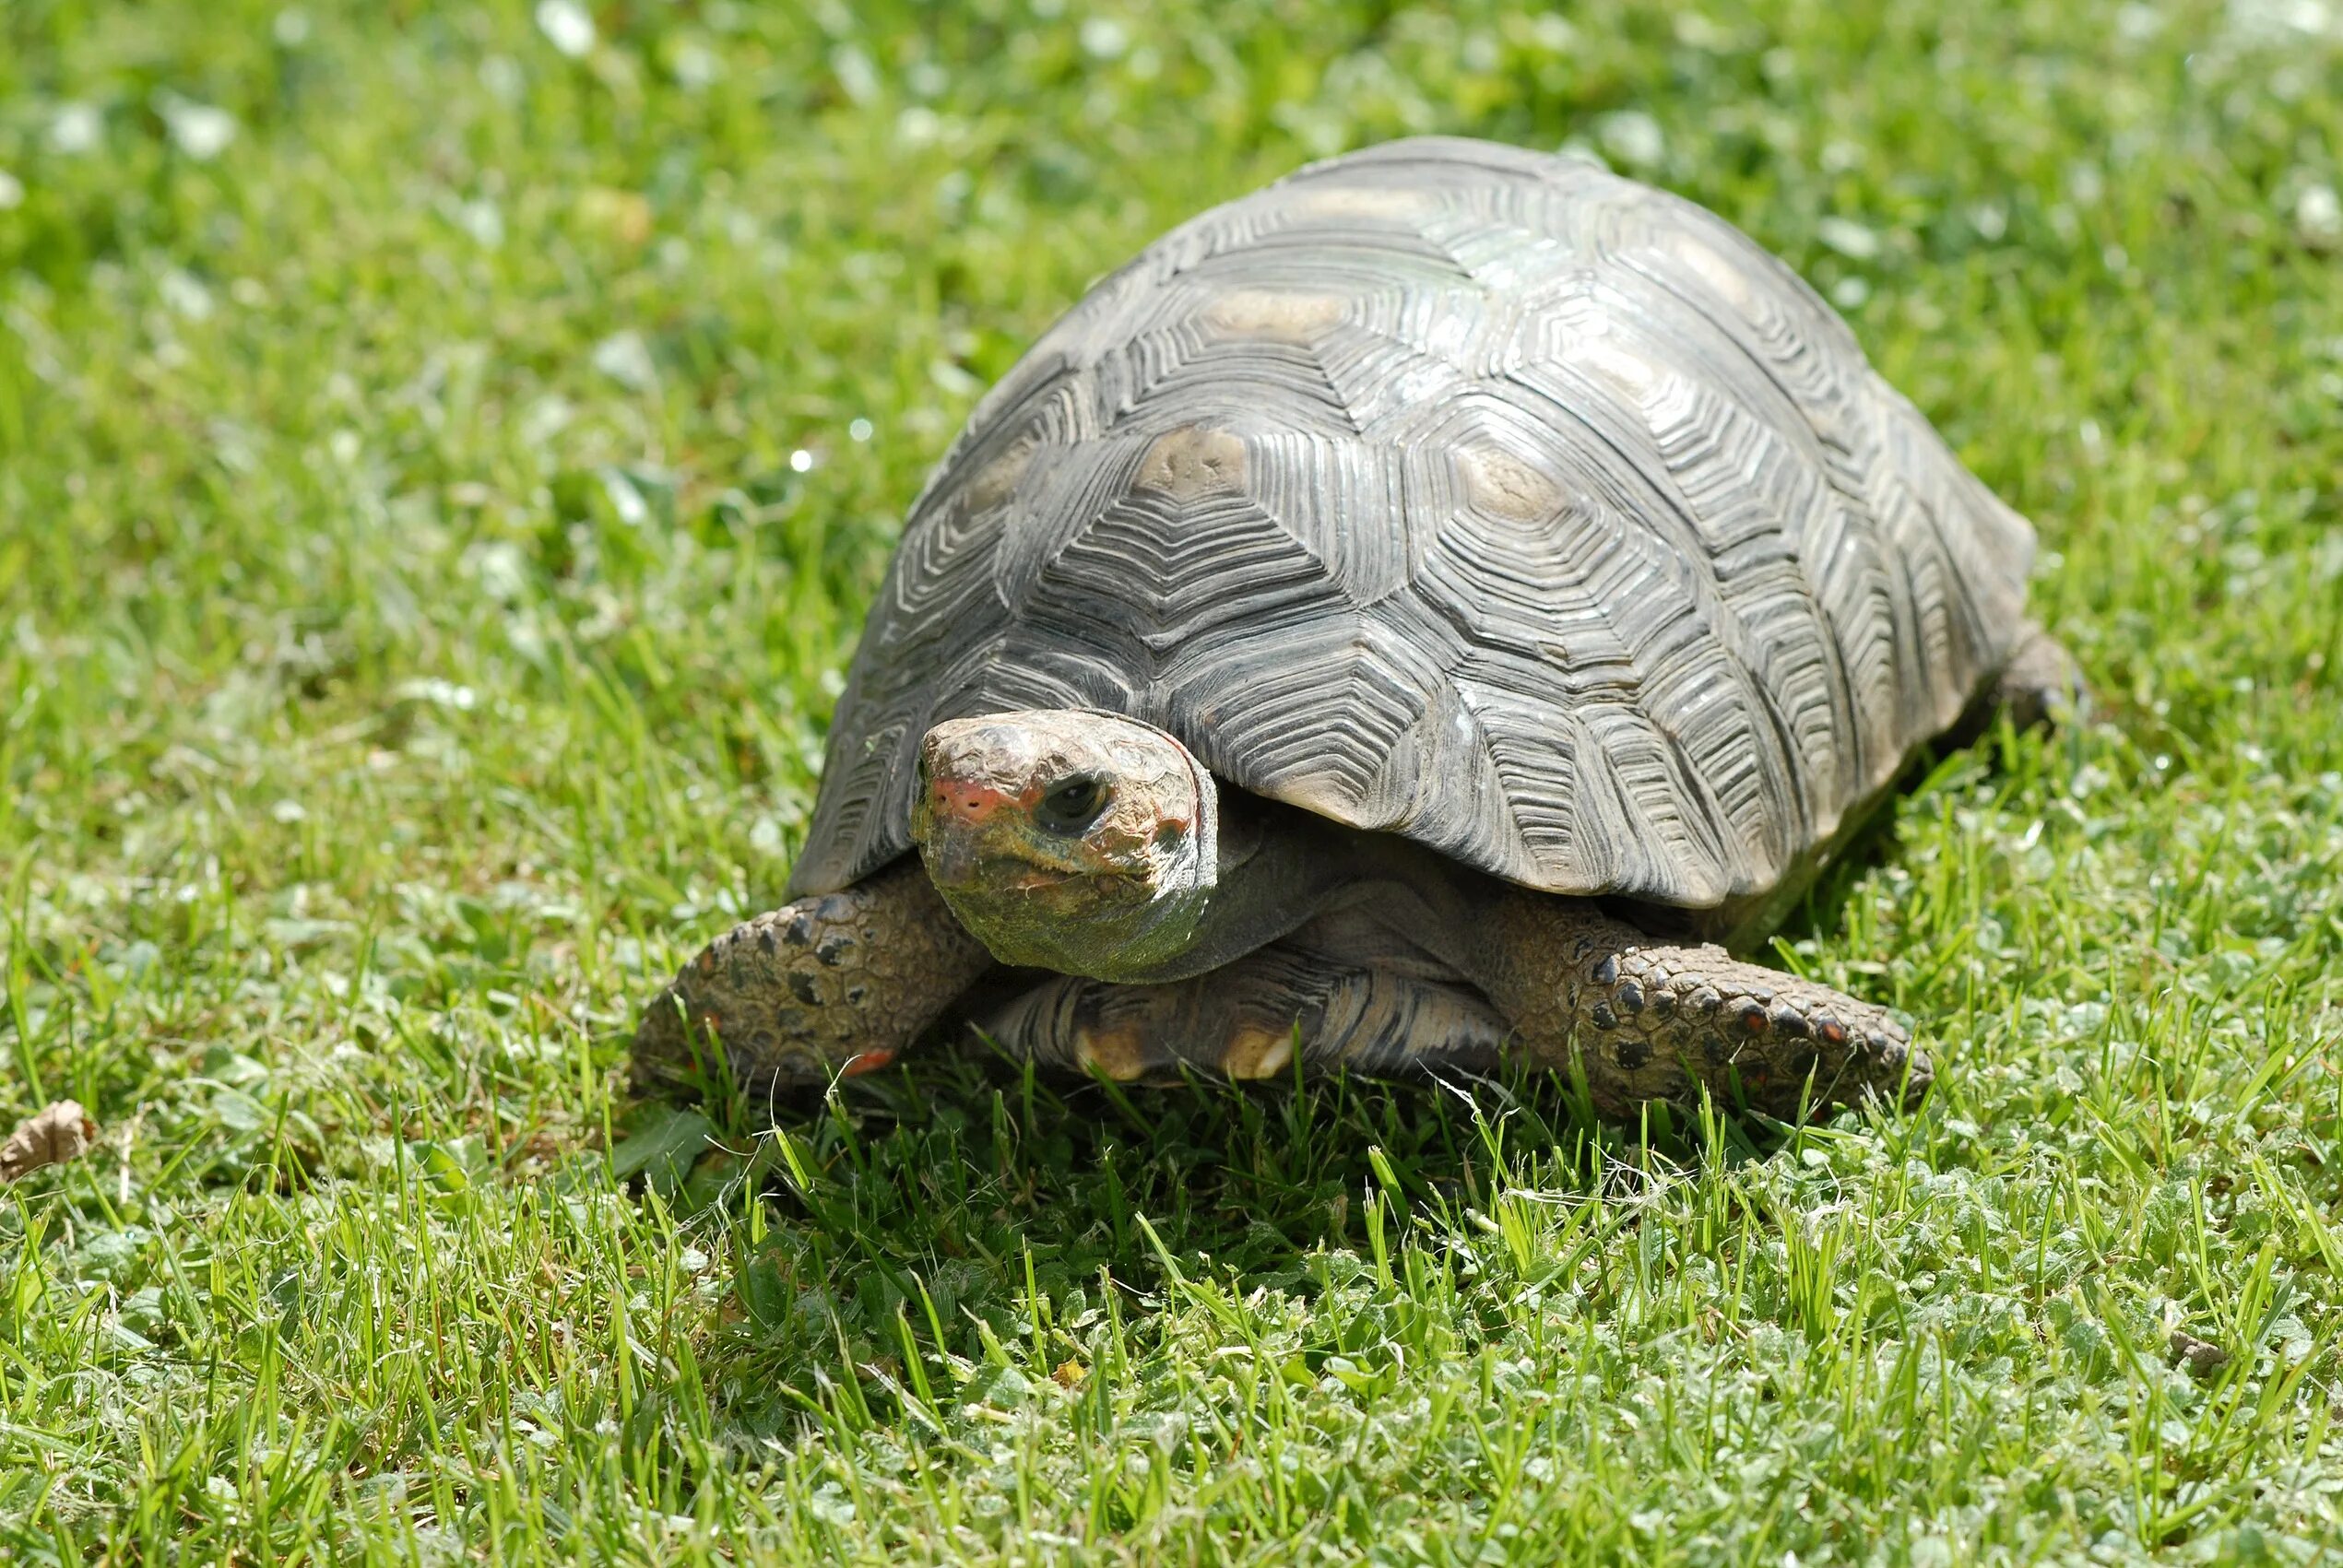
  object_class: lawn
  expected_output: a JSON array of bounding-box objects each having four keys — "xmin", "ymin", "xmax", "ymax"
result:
[{"xmin": 4, "ymin": 0, "xmax": 2342, "ymax": 1560}]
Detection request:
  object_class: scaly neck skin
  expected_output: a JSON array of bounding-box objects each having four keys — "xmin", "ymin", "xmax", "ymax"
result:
[
  {"xmin": 1110, "ymin": 792, "xmax": 1495, "ymax": 984},
  {"xmin": 1085, "ymin": 791, "xmax": 1357, "ymax": 983}
]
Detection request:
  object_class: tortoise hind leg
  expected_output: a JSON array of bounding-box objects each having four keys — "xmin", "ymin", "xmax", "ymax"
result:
[
  {"xmin": 1982, "ymin": 619, "xmax": 2089, "ymax": 734},
  {"xmin": 978, "ymin": 941, "xmax": 1509, "ymax": 1083},
  {"xmin": 633, "ymin": 857, "xmax": 994, "ymax": 1101}
]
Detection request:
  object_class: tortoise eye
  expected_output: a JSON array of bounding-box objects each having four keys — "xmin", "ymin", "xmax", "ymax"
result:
[{"xmin": 1035, "ymin": 774, "xmax": 1110, "ymax": 833}]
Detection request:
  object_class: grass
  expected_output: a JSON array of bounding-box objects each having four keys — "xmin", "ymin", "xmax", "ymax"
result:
[{"xmin": 3, "ymin": 0, "xmax": 2341, "ymax": 1560}]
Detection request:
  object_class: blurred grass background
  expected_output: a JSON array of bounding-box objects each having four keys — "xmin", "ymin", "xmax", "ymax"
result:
[{"xmin": 2, "ymin": 0, "xmax": 2341, "ymax": 1561}]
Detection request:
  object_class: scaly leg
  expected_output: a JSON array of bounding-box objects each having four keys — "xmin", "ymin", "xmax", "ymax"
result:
[
  {"xmin": 633, "ymin": 857, "xmax": 993, "ymax": 1099},
  {"xmin": 1469, "ymin": 894, "xmax": 1930, "ymax": 1119},
  {"xmin": 979, "ymin": 938, "xmax": 1509, "ymax": 1083}
]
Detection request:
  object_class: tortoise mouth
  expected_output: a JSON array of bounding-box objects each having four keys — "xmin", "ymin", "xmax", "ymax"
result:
[
  {"xmin": 924, "ymin": 853, "xmax": 1099, "ymax": 897},
  {"xmin": 974, "ymin": 866, "xmax": 1077, "ymax": 894},
  {"xmin": 918, "ymin": 843, "xmax": 1166, "ymax": 904}
]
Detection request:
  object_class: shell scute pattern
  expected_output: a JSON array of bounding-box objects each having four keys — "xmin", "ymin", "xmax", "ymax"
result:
[{"xmin": 789, "ymin": 137, "xmax": 2033, "ymax": 910}]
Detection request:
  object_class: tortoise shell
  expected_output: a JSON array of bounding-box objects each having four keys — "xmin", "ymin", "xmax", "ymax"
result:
[{"xmin": 788, "ymin": 136, "xmax": 2033, "ymax": 913}]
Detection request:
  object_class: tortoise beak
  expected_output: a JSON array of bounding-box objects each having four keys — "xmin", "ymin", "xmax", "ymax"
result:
[
  {"xmin": 918, "ymin": 833, "xmax": 1081, "ymax": 897},
  {"xmin": 917, "ymin": 831, "xmax": 981, "ymax": 892}
]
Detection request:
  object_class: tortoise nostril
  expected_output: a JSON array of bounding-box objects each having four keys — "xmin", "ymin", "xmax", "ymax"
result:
[{"xmin": 929, "ymin": 780, "xmax": 1007, "ymax": 825}]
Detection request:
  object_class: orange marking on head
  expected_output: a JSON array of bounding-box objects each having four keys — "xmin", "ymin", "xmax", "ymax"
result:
[{"xmin": 929, "ymin": 779, "xmax": 1013, "ymax": 825}]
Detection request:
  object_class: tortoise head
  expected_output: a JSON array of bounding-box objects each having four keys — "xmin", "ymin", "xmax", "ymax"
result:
[{"xmin": 911, "ymin": 710, "xmax": 1220, "ymax": 981}]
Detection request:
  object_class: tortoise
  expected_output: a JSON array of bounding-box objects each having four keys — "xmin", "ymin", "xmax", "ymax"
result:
[{"xmin": 636, "ymin": 136, "xmax": 2081, "ymax": 1119}]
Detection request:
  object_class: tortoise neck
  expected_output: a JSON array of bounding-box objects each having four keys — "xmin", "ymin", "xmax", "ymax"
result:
[{"xmin": 1092, "ymin": 789, "xmax": 1359, "ymax": 983}]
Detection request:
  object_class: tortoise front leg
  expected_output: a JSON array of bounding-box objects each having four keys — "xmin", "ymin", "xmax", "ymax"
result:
[
  {"xmin": 633, "ymin": 857, "xmax": 992, "ymax": 1100},
  {"xmin": 1471, "ymin": 896, "xmax": 1930, "ymax": 1119}
]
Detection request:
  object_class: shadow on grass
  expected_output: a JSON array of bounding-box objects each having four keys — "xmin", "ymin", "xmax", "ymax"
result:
[{"xmin": 623, "ymin": 1039, "xmax": 1818, "ymax": 1446}]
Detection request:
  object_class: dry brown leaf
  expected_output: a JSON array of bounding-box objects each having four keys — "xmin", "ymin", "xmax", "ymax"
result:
[
  {"xmin": 0, "ymin": 1100, "xmax": 99, "ymax": 1182},
  {"xmin": 2170, "ymin": 1329, "xmax": 2231, "ymax": 1378}
]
